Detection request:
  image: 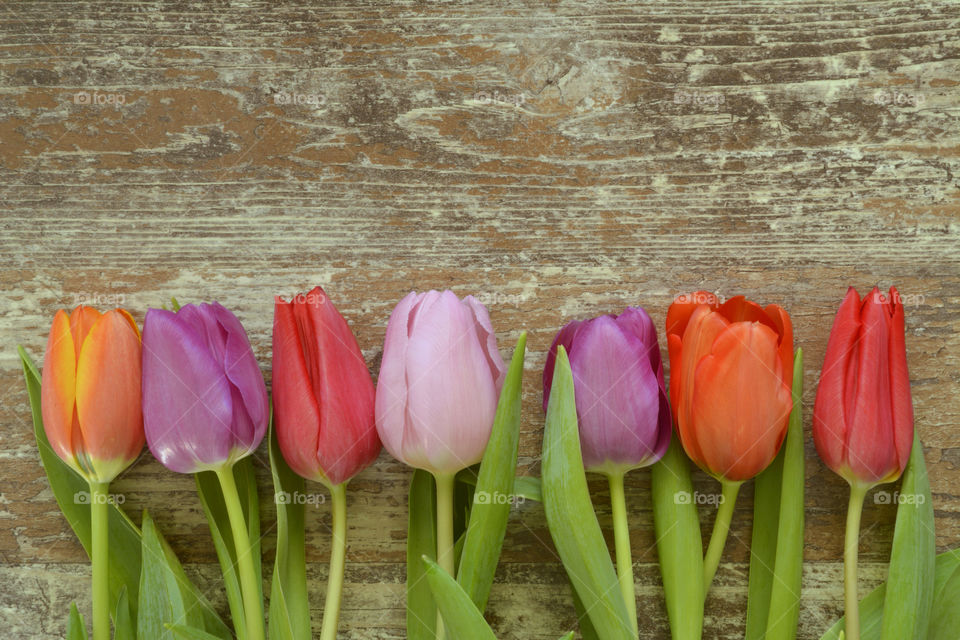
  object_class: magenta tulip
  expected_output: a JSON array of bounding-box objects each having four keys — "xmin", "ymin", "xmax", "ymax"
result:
[
  {"xmin": 375, "ymin": 290, "xmax": 506, "ymax": 475},
  {"xmin": 142, "ymin": 302, "xmax": 268, "ymax": 473},
  {"xmin": 543, "ymin": 307, "xmax": 671, "ymax": 474}
]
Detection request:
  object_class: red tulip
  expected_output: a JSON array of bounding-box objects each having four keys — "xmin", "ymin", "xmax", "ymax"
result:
[
  {"xmin": 813, "ymin": 286, "xmax": 913, "ymax": 485},
  {"xmin": 273, "ymin": 287, "xmax": 380, "ymax": 487},
  {"xmin": 41, "ymin": 305, "xmax": 144, "ymax": 483},
  {"xmin": 666, "ymin": 292, "xmax": 793, "ymax": 482}
]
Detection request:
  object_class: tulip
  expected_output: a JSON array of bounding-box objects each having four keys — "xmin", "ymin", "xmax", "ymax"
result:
[
  {"xmin": 41, "ymin": 304, "xmax": 144, "ymax": 640},
  {"xmin": 42, "ymin": 305, "xmax": 144, "ymax": 482},
  {"xmin": 142, "ymin": 302, "xmax": 268, "ymax": 473},
  {"xmin": 542, "ymin": 307, "xmax": 671, "ymax": 635},
  {"xmin": 375, "ymin": 290, "xmax": 506, "ymax": 636},
  {"xmin": 666, "ymin": 292, "xmax": 793, "ymax": 594},
  {"xmin": 543, "ymin": 307, "xmax": 671, "ymax": 473},
  {"xmin": 812, "ymin": 286, "xmax": 914, "ymax": 640},
  {"xmin": 142, "ymin": 301, "xmax": 268, "ymax": 640},
  {"xmin": 273, "ymin": 286, "xmax": 380, "ymax": 486},
  {"xmin": 375, "ymin": 290, "xmax": 506, "ymax": 475},
  {"xmin": 273, "ymin": 286, "xmax": 380, "ymax": 640}
]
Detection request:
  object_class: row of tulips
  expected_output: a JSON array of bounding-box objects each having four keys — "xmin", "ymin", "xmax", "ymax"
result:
[{"xmin": 19, "ymin": 285, "xmax": 948, "ymax": 640}]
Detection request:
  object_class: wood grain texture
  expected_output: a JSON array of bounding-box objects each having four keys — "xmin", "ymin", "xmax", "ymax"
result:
[{"xmin": 1, "ymin": 0, "xmax": 958, "ymax": 638}]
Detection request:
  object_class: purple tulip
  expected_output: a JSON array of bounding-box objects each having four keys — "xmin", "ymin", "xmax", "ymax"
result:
[
  {"xmin": 543, "ymin": 307, "xmax": 671, "ymax": 473},
  {"xmin": 375, "ymin": 290, "xmax": 506, "ymax": 474},
  {"xmin": 142, "ymin": 302, "xmax": 268, "ymax": 473}
]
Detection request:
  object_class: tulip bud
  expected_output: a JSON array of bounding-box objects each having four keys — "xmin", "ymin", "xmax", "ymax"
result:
[
  {"xmin": 142, "ymin": 302, "xmax": 268, "ymax": 473},
  {"xmin": 273, "ymin": 287, "xmax": 380, "ymax": 487},
  {"xmin": 41, "ymin": 305, "xmax": 144, "ymax": 483},
  {"xmin": 666, "ymin": 293, "xmax": 793, "ymax": 482},
  {"xmin": 813, "ymin": 287, "xmax": 913, "ymax": 486},
  {"xmin": 542, "ymin": 307, "xmax": 671, "ymax": 474},
  {"xmin": 375, "ymin": 290, "xmax": 506, "ymax": 474}
]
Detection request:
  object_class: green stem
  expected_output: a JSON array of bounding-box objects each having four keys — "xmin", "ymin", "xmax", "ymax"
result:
[
  {"xmin": 607, "ymin": 472, "xmax": 638, "ymax": 638},
  {"xmin": 434, "ymin": 472, "xmax": 456, "ymax": 640},
  {"xmin": 89, "ymin": 480, "xmax": 110, "ymax": 640},
  {"xmin": 702, "ymin": 480, "xmax": 743, "ymax": 596},
  {"xmin": 844, "ymin": 482, "xmax": 869, "ymax": 640},
  {"xmin": 320, "ymin": 483, "xmax": 348, "ymax": 640},
  {"xmin": 215, "ymin": 466, "xmax": 264, "ymax": 640}
]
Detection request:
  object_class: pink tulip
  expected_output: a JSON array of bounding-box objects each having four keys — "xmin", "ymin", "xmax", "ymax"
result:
[{"xmin": 375, "ymin": 290, "xmax": 506, "ymax": 474}]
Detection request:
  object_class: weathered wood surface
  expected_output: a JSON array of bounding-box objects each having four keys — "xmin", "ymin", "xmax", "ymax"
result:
[{"xmin": 1, "ymin": 1, "xmax": 959, "ymax": 638}]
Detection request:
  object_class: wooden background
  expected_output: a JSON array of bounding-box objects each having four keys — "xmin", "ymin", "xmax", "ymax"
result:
[{"xmin": 1, "ymin": 1, "xmax": 959, "ymax": 638}]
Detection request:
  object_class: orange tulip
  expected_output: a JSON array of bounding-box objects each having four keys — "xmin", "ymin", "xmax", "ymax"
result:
[
  {"xmin": 41, "ymin": 305, "xmax": 144, "ymax": 483},
  {"xmin": 666, "ymin": 292, "xmax": 793, "ymax": 482}
]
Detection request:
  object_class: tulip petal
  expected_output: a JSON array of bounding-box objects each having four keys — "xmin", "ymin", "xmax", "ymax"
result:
[
  {"xmin": 568, "ymin": 316, "xmax": 662, "ymax": 470},
  {"xmin": 542, "ymin": 319, "xmax": 584, "ymax": 412},
  {"xmin": 813, "ymin": 287, "xmax": 862, "ymax": 475},
  {"xmin": 463, "ymin": 295, "xmax": 507, "ymax": 389},
  {"xmin": 665, "ymin": 292, "xmax": 719, "ymax": 342},
  {"xmin": 41, "ymin": 309, "xmax": 79, "ymax": 467},
  {"xmin": 675, "ymin": 306, "xmax": 729, "ymax": 472},
  {"xmin": 375, "ymin": 291, "xmax": 420, "ymax": 465},
  {"xmin": 74, "ymin": 310, "xmax": 144, "ymax": 472},
  {"xmin": 691, "ymin": 322, "xmax": 792, "ymax": 481},
  {"xmin": 402, "ymin": 291, "xmax": 498, "ymax": 473},
  {"xmin": 272, "ymin": 297, "xmax": 324, "ymax": 480},
  {"xmin": 763, "ymin": 303, "xmax": 794, "ymax": 388},
  {"xmin": 846, "ymin": 288, "xmax": 897, "ymax": 482},
  {"xmin": 887, "ymin": 287, "xmax": 914, "ymax": 477},
  {"xmin": 302, "ymin": 289, "xmax": 378, "ymax": 485},
  {"xmin": 142, "ymin": 308, "xmax": 234, "ymax": 473},
  {"xmin": 69, "ymin": 305, "xmax": 102, "ymax": 362},
  {"xmin": 210, "ymin": 302, "xmax": 268, "ymax": 452}
]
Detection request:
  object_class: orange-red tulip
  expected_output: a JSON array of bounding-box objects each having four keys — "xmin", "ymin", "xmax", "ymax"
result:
[
  {"xmin": 666, "ymin": 292, "xmax": 793, "ymax": 481},
  {"xmin": 41, "ymin": 305, "xmax": 144, "ymax": 482}
]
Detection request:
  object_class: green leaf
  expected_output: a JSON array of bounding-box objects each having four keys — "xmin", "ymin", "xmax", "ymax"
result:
[
  {"xmin": 746, "ymin": 351, "xmax": 806, "ymax": 640},
  {"xmin": 422, "ymin": 556, "xmax": 497, "ymax": 640},
  {"xmin": 568, "ymin": 574, "xmax": 600, "ymax": 640},
  {"xmin": 19, "ymin": 346, "xmax": 142, "ymax": 624},
  {"xmin": 138, "ymin": 511, "xmax": 203, "ymax": 639},
  {"xmin": 457, "ymin": 333, "xmax": 526, "ymax": 612},
  {"xmin": 651, "ymin": 438, "xmax": 704, "ymax": 640},
  {"xmin": 196, "ymin": 457, "xmax": 262, "ymax": 640},
  {"xmin": 407, "ymin": 469, "xmax": 437, "ymax": 639},
  {"xmin": 268, "ymin": 422, "xmax": 310, "ymax": 640},
  {"xmin": 557, "ymin": 633, "xmax": 575, "ymax": 640},
  {"xmin": 929, "ymin": 551, "xmax": 960, "ymax": 640},
  {"xmin": 66, "ymin": 602, "xmax": 89, "ymax": 640},
  {"xmin": 114, "ymin": 587, "xmax": 136, "ymax": 640},
  {"xmin": 167, "ymin": 624, "xmax": 228, "ymax": 640},
  {"xmin": 745, "ymin": 434, "xmax": 783, "ymax": 640},
  {"xmin": 821, "ymin": 550, "xmax": 960, "ymax": 640},
  {"xmin": 541, "ymin": 347, "xmax": 633, "ymax": 640},
  {"xmin": 880, "ymin": 429, "xmax": 935, "ymax": 640}
]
